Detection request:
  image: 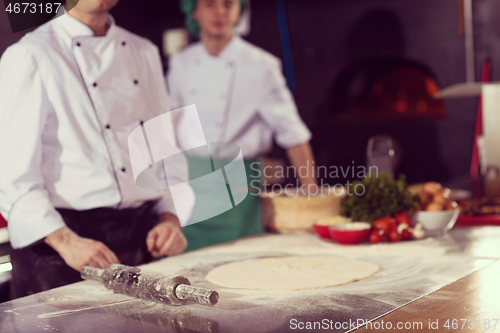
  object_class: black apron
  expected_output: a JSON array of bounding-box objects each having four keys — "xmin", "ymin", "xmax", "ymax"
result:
[{"xmin": 10, "ymin": 201, "xmax": 159, "ymax": 299}]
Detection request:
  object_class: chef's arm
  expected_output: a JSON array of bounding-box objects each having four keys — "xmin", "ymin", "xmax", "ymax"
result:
[
  {"xmin": 45, "ymin": 227, "xmax": 120, "ymax": 271},
  {"xmin": 158, "ymin": 212, "xmax": 181, "ymax": 228},
  {"xmin": 145, "ymin": 211, "xmax": 186, "ymax": 257},
  {"xmin": 148, "ymin": 159, "xmax": 195, "ymax": 257},
  {"xmin": 0, "ymin": 45, "xmax": 120, "ymax": 271},
  {"xmin": 258, "ymin": 58, "xmax": 315, "ymax": 187},
  {"xmin": 286, "ymin": 142, "xmax": 317, "ymax": 187},
  {"xmin": 0, "ymin": 45, "xmax": 68, "ymax": 249}
]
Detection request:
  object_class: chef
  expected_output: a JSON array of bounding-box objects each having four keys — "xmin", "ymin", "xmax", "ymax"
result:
[
  {"xmin": 0, "ymin": 0, "xmax": 194, "ymax": 298},
  {"xmin": 167, "ymin": 0, "xmax": 316, "ymax": 251}
]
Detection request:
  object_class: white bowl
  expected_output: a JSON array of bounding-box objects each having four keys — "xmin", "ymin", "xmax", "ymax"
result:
[{"xmin": 412, "ymin": 208, "xmax": 461, "ymax": 237}]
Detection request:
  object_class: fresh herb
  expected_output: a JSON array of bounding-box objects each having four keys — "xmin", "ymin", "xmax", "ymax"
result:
[{"xmin": 341, "ymin": 174, "xmax": 420, "ymax": 223}]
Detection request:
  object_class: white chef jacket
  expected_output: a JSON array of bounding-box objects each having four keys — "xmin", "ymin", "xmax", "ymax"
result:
[
  {"xmin": 166, "ymin": 36, "xmax": 311, "ymax": 160},
  {"xmin": 0, "ymin": 13, "xmax": 194, "ymax": 249}
]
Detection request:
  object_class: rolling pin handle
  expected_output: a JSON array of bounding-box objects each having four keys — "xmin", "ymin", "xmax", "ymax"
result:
[
  {"xmin": 175, "ymin": 284, "xmax": 219, "ymax": 305},
  {"xmin": 81, "ymin": 266, "xmax": 104, "ymax": 283}
]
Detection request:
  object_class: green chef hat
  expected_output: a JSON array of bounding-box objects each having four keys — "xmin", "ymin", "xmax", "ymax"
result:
[{"xmin": 180, "ymin": 0, "xmax": 248, "ymax": 39}]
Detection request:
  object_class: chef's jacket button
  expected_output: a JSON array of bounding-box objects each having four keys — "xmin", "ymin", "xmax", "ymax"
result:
[
  {"xmin": 225, "ymin": 63, "xmax": 232, "ymax": 70},
  {"xmin": 122, "ymin": 41, "xmax": 126, "ymax": 46},
  {"xmin": 105, "ymin": 124, "xmax": 110, "ymax": 129},
  {"xmin": 216, "ymin": 122, "xmax": 222, "ymax": 127},
  {"xmin": 76, "ymin": 42, "xmax": 81, "ymax": 47},
  {"xmin": 140, "ymin": 120, "xmax": 144, "ymax": 125},
  {"xmin": 93, "ymin": 82, "xmax": 98, "ymax": 87},
  {"xmin": 121, "ymin": 167, "xmax": 126, "ymax": 173},
  {"xmin": 194, "ymin": 59, "xmax": 200, "ymax": 66},
  {"xmin": 134, "ymin": 80, "xmax": 139, "ymax": 85},
  {"xmin": 189, "ymin": 89, "xmax": 197, "ymax": 96}
]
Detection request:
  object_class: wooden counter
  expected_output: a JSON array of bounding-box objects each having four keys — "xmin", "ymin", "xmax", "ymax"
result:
[{"xmin": 354, "ymin": 257, "xmax": 500, "ymax": 332}]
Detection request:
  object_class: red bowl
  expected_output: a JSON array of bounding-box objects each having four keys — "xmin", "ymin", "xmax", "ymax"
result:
[
  {"xmin": 313, "ymin": 224, "xmax": 331, "ymax": 239},
  {"xmin": 329, "ymin": 222, "xmax": 371, "ymax": 245}
]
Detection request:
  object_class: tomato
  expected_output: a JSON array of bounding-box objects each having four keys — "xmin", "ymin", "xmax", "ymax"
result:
[
  {"xmin": 369, "ymin": 229, "xmax": 384, "ymax": 244},
  {"xmin": 373, "ymin": 217, "xmax": 396, "ymax": 234},
  {"xmin": 389, "ymin": 229, "xmax": 401, "ymax": 242},
  {"xmin": 394, "ymin": 212, "xmax": 412, "ymax": 227},
  {"xmin": 401, "ymin": 228, "xmax": 413, "ymax": 241}
]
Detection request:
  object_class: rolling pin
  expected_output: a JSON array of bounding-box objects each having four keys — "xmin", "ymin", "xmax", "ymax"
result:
[{"xmin": 81, "ymin": 264, "xmax": 219, "ymax": 306}]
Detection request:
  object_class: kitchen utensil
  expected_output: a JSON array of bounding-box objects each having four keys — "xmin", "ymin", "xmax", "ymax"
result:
[
  {"xmin": 411, "ymin": 209, "xmax": 460, "ymax": 237},
  {"xmin": 313, "ymin": 216, "xmax": 353, "ymax": 239},
  {"xmin": 313, "ymin": 224, "xmax": 331, "ymax": 239},
  {"xmin": 260, "ymin": 186, "xmax": 346, "ymax": 233},
  {"xmin": 329, "ymin": 222, "xmax": 371, "ymax": 245},
  {"xmin": 366, "ymin": 135, "xmax": 399, "ymax": 180},
  {"xmin": 81, "ymin": 264, "xmax": 219, "ymax": 306}
]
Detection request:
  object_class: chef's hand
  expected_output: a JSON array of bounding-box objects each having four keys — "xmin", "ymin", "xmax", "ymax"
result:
[
  {"xmin": 146, "ymin": 213, "xmax": 187, "ymax": 257},
  {"xmin": 45, "ymin": 226, "xmax": 120, "ymax": 271}
]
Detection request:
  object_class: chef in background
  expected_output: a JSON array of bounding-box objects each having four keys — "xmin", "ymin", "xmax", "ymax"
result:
[
  {"xmin": 0, "ymin": 0, "xmax": 194, "ymax": 298},
  {"xmin": 167, "ymin": 0, "xmax": 316, "ymax": 252}
]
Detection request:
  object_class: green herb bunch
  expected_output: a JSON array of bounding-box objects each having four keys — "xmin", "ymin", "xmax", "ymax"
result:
[{"xmin": 341, "ymin": 174, "xmax": 420, "ymax": 223}]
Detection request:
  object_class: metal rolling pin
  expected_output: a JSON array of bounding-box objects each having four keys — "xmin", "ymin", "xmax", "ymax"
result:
[{"xmin": 81, "ymin": 264, "xmax": 219, "ymax": 306}]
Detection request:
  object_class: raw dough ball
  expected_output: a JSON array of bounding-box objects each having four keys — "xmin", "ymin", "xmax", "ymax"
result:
[{"xmin": 205, "ymin": 256, "xmax": 379, "ymax": 290}]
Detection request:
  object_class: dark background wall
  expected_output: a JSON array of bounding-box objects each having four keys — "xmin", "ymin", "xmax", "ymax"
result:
[{"xmin": 1, "ymin": 0, "xmax": 499, "ymax": 186}]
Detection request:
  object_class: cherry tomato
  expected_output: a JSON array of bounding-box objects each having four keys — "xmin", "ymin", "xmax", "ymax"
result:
[
  {"xmin": 389, "ymin": 229, "xmax": 401, "ymax": 242},
  {"xmin": 394, "ymin": 212, "xmax": 412, "ymax": 227},
  {"xmin": 369, "ymin": 229, "xmax": 385, "ymax": 244},
  {"xmin": 373, "ymin": 217, "xmax": 396, "ymax": 234},
  {"xmin": 401, "ymin": 228, "xmax": 413, "ymax": 241}
]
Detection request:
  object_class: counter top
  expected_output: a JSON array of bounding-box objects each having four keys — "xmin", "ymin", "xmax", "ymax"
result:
[
  {"xmin": 1, "ymin": 226, "xmax": 499, "ymax": 333},
  {"xmin": 354, "ymin": 258, "xmax": 500, "ymax": 332}
]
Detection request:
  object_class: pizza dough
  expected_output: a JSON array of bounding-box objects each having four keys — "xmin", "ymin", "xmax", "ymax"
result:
[{"xmin": 205, "ymin": 256, "xmax": 379, "ymax": 290}]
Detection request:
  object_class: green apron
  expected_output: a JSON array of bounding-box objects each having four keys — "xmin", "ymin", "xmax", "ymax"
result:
[{"xmin": 183, "ymin": 157, "xmax": 263, "ymax": 252}]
